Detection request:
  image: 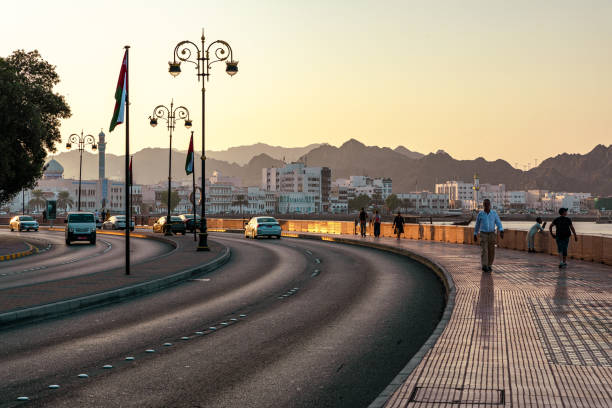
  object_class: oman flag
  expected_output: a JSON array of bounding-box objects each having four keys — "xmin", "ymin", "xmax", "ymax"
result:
[
  {"xmin": 109, "ymin": 50, "xmax": 128, "ymax": 132},
  {"xmin": 185, "ymin": 132, "xmax": 194, "ymax": 175}
]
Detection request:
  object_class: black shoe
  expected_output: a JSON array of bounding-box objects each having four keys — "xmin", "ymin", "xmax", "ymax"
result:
[
  {"xmin": 487, "ymin": 266, "xmax": 492, "ymax": 272},
  {"xmin": 482, "ymin": 266, "xmax": 487, "ymax": 272}
]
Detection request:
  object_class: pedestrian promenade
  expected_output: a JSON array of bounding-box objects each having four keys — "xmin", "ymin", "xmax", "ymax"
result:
[{"xmin": 289, "ymin": 232, "xmax": 612, "ymax": 408}]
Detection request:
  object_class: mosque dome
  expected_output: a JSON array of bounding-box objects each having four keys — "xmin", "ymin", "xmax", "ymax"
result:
[{"xmin": 43, "ymin": 158, "xmax": 64, "ymax": 179}]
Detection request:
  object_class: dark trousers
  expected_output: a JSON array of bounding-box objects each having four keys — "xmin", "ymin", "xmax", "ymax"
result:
[{"xmin": 360, "ymin": 222, "xmax": 366, "ymax": 237}]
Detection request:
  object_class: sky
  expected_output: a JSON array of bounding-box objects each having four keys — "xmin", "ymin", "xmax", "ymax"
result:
[{"xmin": 2, "ymin": 0, "xmax": 611, "ymax": 169}]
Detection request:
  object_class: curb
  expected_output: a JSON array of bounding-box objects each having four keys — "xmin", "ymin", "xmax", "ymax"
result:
[
  {"xmin": 279, "ymin": 232, "xmax": 456, "ymax": 408},
  {"xmin": 0, "ymin": 246, "xmax": 230, "ymax": 328},
  {"xmin": 0, "ymin": 242, "xmax": 38, "ymax": 262}
]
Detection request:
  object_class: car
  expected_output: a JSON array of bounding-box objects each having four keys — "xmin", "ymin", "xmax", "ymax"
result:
[
  {"xmin": 102, "ymin": 215, "xmax": 135, "ymax": 231},
  {"xmin": 9, "ymin": 215, "xmax": 39, "ymax": 232},
  {"xmin": 178, "ymin": 214, "xmax": 202, "ymax": 232},
  {"xmin": 244, "ymin": 216, "xmax": 282, "ymax": 239},
  {"xmin": 65, "ymin": 212, "xmax": 96, "ymax": 245},
  {"xmin": 153, "ymin": 216, "xmax": 186, "ymax": 235}
]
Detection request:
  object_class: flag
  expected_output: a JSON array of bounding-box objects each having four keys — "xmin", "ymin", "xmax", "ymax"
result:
[
  {"xmin": 109, "ymin": 50, "xmax": 128, "ymax": 132},
  {"xmin": 129, "ymin": 156, "xmax": 133, "ymax": 185},
  {"xmin": 185, "ymin": 132, "xmax": 194, "ymax": 175}
]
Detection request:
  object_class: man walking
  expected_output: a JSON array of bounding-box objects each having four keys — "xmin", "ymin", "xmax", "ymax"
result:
[
  {"xmin": 549, "ymin": 208, "xmax": 578, "ymax": 268},
  {"xmin": 359, "ymin": 208, "xmax": 367, "ymax": 238},
  {"xmin": 473, "ymin": 199, "xmax": 504, "ymax": 272}
]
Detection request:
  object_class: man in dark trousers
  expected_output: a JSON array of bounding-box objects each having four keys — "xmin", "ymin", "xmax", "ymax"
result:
[
  {"xmin": 392, "ymin": 211, "xmax": 405, "ymax": 240},
  {"xmin": 359, "ymin": 208, "xmax": 367, "ymax": 237},
  {"xmin": 473, "ymin": 199, "xmax": 504, "ymax": 272},
  {"xmin": 550, "ymin": 207, "xmax": 578, "ymax": 268}
]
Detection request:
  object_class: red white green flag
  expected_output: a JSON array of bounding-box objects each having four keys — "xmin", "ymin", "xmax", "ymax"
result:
[
  {"xmin": 185, "ymin": 132, "xmax": 194, "ymax": 175},
  {"xmin": 109, "ymin": 50, "xmax": 128, "ymax": 132}
]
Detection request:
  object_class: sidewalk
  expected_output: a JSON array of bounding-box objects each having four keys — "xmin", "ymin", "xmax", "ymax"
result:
[
  {"xmin": 286, "ymin": 232, "xmax": 612, "ymax": 408},
  {"xmin": 0, "ymin": 232, "xmax": 229, "ymax": 326}
]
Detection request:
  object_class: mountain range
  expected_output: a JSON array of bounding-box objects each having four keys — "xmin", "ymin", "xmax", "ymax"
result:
[{"xmin": 47, "ymin": 140, "xmax": 612, "ymax": 195}]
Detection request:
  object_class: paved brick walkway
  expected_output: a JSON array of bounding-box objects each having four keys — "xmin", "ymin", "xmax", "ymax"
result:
[{"xmin": 292, "ymin": 233, "xmax": 612, "ymax": 407}]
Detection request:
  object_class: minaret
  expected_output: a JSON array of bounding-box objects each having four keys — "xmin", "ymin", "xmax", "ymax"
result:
[
  {"xmin": 98, "ymin": 129, "xmax": 108, "ymax": 209},
  {"xmin": 472, "ymin": 173, "xmax": 480, "ymax": 209},
  {"xmin": 98, "ymin": 129, "xmax": 106, "ymax": 180}
]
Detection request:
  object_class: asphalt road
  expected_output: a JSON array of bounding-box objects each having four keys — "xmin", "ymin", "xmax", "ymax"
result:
[
  {"xmin": 0, "ymin": 230, "xmax": 173, "ymax": 290},
  {"xmin": 0, "ymin": 233, "xmax": 445, "ymax": 408}
]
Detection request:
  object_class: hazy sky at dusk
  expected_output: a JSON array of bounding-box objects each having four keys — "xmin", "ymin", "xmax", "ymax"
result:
[{"xmin": 2, "ymin": 0, "xmax": 611, "ymax": 168}]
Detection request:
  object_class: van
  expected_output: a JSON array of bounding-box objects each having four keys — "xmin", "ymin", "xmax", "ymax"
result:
[{"xmin": 65, "ymin": 212, "xmax": 96, "ymax": 245}]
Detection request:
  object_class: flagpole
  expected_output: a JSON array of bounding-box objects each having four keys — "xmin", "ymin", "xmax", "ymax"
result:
[
  {"xmin": 191, "ymin": 132, "xmax": 197, "ymax": 241},
  {"xmin": 124, "ymin": 45, "xmax": 130, "ymax": 276}
]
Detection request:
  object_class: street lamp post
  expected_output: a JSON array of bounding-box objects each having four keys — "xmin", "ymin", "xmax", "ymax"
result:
[
  {"xmin": 169, "ymin": 29, "xmax": 238, "ymax": 251},
  {"xmin": 66, "ymin": 131, "xmax": 97, "ymax": 211},
  {"xmin": 149, "ymin": 100, "xmax": 192, "ymax": 236}
]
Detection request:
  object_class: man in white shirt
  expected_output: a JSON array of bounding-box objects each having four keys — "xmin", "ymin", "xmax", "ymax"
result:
[{"xmin": 473, "ymin": 199, "xmax": 504, "ymax": 272}]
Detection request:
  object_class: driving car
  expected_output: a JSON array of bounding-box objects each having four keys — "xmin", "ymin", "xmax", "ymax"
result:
[
  {"xmin": 65, "ymin": 212, "xmax": 96, "ymax": 245},
  {"xmin": 244, "ymin": 216, "xmax": 281, "ymax": 239},
  {"xmin": 153, "ymin": 216, "xmax": 186, "ymax": 234},
  {"xmin": 178, "ymin": 214, "xmax": 201, "ymax": 232},
  {"xmin": 102, "ymin": 215, "xmax": 135, "ymax": 231},
  {"xmin": 9, "ymin": 215, "xmax": 39, "ymax": 232}
]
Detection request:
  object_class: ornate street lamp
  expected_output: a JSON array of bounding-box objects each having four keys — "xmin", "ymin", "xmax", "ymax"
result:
[
  {"xmin": 169, "ymin": 29, "xmax": 238, "ymax": 251},
  {"xmin": 148, "ymin": 100, "xmax": 192, "ymax": 235},
  {"xmin": 66, "ymin": 131, "xmax": 97, "ymax": 211}
]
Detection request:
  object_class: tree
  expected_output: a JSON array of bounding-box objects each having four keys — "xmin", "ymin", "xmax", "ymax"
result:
[
  {"xmin": 385, "ymin": 194, "xmax": 401, "ymax": 213},
  {"xmin": 232, "ymin": 194, "xmax": 249, "ymax": 218},
  {"xmin": 0, "ymin": 50, "xmax": 71, "ymax": 205},
  {"xmin": 28, "ymin": 189, "xmax": 46, "ymax": 212},
  {"xmin": 57, "ymin": 190, "xmax": 73, "ymax": 211},
  {"xmin": 349, "ymin": 194, "xmax": 371, "ymax": 212},
  {"xmin": 160, "ymin": 190, "xmax": 180, "ymax": 212}
]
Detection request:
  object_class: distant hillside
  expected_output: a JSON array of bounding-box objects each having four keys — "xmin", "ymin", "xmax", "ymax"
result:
[
  {"xmin": 49, "ymin": 148, "xmax": 284, "ymax": 186},
  {"xmin": 300, "ymin": 140, "xmax": 612, "ymax": 195},
  {"xmin": 394, "ymin": 145, "xmax": 424, "ymax": 159},
  {"xmin": 202, "ymin": 143, "xmax": 324, "ymax": 165},
  {"xmin": 48, "ymin": 141, "xmax": 612, "ymax": 195}
]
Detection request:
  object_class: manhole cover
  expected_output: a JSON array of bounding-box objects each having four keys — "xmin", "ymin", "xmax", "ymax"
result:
[{"xmin": 408, "ymin": 386, "xmax": 505, "ymax": 404}]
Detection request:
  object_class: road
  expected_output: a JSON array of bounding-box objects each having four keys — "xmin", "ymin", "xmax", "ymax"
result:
[
  {"xmin": 0, "ymin": 233, "xmax": 445, "ymax": 407},
  {"xmin": 0, "ymin": 230, "xmax": 173, "ymax": 290}
]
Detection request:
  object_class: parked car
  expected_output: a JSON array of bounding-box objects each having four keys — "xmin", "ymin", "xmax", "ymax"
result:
[
  {"xmin": 65, "ymin": 212, "xmax": 96, "ymax": 245},
  {"xmin": 102, "ymin": 215, "xmax": 135, "ymax": 231},
  {"xmin": 244, "ymin": 217, "xmax": 281, "ymax": 239},
  {"xmin": 178, "ymin": 214, "xmax": 202, "ymax": 232},
  {"xmin": 153, "ymin": 216, "xmax": 186, "ymax": 234},
  {"xmin": 9, "ymin": 215, "xmax": 39, "ymax": 232}
]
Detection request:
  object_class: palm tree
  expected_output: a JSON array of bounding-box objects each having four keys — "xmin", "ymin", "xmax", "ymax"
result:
[
  {"xmin": 28, "ymin": 190, "xmax": 46, "ymax": 213},
  {"xmin": 232, "ymin": 194, "xmax": 249, "ymax": 219},
  {"xmin": 57, "ymin": 191, "xmax": 74, "ymax": 212}
]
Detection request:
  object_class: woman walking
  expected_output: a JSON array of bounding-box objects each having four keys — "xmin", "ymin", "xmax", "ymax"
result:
[{"xmin": 373, "ymin": 210, "xmax": 381, "ymax": 238}]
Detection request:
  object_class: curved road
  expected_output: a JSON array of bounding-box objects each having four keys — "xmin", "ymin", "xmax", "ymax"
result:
[
  {"xmin": 0, "ymin": 233, "xmax": 445, "ymax": 408},
  {"xmin": 0, "ymin": 230, "xmax": 173, "ymax": 289}
]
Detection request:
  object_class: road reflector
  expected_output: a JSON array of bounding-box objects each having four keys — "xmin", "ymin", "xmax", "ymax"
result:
[
  {"xmin": 164, "ymin": 343, "xmax": 173, "ymax": 347},
  {"xmin": 146, "ymin": 349, "xmax": 155, "ymax": 353},
  {"xmin": 17, "ymin": 397, "xmax": 29, "ymax": 401},
  {"xmin": 78, "ymin": 374, "xmax": 89, "ymax": 378},
  {"xmin": 125, "ymin": 356, "xmax": 135, "ymax": 360},
  {"xmin": 103, "ymin": 365, "xmax": 113, "ymax": 369},
  {"xmin": 48, "ymin": 385, "xmax": 60, "ymax": 389}
]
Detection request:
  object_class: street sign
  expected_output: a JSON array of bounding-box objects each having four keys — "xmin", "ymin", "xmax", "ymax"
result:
[{"xmin": 46, "ymin": 200, "xmax": 57, "ymax": 220}]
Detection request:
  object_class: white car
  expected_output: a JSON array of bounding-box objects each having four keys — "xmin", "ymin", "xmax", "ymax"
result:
[
  {"xmin": 244, "ymin": 217, "xmax": 282, "ymax": 239},
  {"xmin": 9, "ymin": 215, "xmax": 39, "ymax": 232},
  {"xmin": 65, "ymin": 212, "xmax": 96, "ymax": 245}
]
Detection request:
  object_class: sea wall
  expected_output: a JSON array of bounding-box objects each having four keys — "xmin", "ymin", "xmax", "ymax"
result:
[{"xmin": 205, "ymin": 218, "xmax": 612, "ymax": 266}]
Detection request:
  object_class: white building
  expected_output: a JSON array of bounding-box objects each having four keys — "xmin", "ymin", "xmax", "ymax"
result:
[
  {"xmin": 262, "ymin": 163, "xmax": 331, "ymax": 213},
  {"xmin": 396, "ymin": 192, "xmax": 449, "ymax": 213},
  {"xmin": 435, "ymin": 180, "xmax": 475, "ymax": 208},
  {"xmin": 277, "ymin": 192, "xmax": 316, "ymax": 214}
]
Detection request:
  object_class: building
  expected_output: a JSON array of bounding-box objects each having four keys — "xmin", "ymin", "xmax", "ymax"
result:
[
  {"xmin": 396, "ymin": 192, "xmax": 449, "ymax": 213},
  {"xmin": 435, "ymin": 180, "xmax": 475, "ymax": 209},
  {"xmin": 262, "ymin": 163, "xmax": 331, "ymax": 213}
]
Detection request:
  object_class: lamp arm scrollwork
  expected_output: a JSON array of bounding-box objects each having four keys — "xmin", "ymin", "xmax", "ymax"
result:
[
  {"xmin": 173, "ymin": 106, "xmax": 190, "ymax": 121},
  {"xmin": 173, "ymin": 40, "xmax": 201, "ymax": 68},
  {"xmin": 206, "ymin": 40, "xmax": 234, "ymax": 68},
  {"xmin": 151, "ymin": 105, "xmax": 171, "ymax": 121}
]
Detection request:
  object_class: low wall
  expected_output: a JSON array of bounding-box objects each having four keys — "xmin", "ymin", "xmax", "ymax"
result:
[{"xmin": 204, "ymin": 218, "xmax": 612, "ymax": 266}]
